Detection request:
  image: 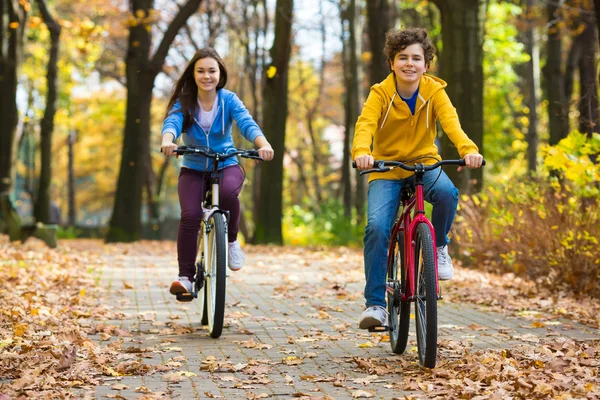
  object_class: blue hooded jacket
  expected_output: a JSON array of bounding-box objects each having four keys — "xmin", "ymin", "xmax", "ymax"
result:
[{"xmin": 161, "ymin": 88, "xmax": 264, "ymax": 171}]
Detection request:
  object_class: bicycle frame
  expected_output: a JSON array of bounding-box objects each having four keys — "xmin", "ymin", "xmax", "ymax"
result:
[{"xmin": 388, "ymin": 181, "xmax": 439, "ymax": 302}]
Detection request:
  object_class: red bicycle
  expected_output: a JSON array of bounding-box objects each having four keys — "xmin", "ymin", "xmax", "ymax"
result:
[{"xmin": 355, "ymin": 158, "xmax": 485, "ymax": 368}]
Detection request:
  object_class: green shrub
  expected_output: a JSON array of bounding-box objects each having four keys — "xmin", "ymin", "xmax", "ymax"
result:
[
  {"xmin": 57, "ymin": 226, "xmax": 82, "ymax": 239},
  {"xmin": 283, "ymin": 199, "xmax": 364, "ymax": 246},
  {"xmin": 454, "ymin": 132, "xmax": 600, "ymax": 297}
]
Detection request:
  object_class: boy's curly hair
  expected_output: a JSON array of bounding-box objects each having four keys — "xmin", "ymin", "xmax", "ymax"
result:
[{"xmin": 384, "ymin": 27, "xmax": 435, "ymax": 67}]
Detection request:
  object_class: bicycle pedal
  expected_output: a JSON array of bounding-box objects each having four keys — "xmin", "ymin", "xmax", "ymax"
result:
[
  {"xmin": 176, "ymin": 292, "xmax": 195, "ymax": 302},
  {"xmin": 368, "ymin": 325, "xmax": 390, "ymax": 333}
]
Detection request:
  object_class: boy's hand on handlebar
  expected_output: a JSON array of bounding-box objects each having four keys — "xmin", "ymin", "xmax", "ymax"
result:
[
  {"xmin": 161, "ymin": 141, "xmax": 178, "ymax": 157},
  {"xmin": 458, "ymin": 153, "xmax": 484, "ymax": 171},
  {"xmin": 258, "ymin": 145, "xmax": 274, "ymax": 161},
  {"xmin": 355, "ymin": 155, "xmax": 374, "ymax": 170}
]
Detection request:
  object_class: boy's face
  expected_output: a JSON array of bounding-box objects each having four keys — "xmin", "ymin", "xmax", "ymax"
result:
[{"xmin": 390, "ymin": 43, "xmax": 427, "ymax": 85}]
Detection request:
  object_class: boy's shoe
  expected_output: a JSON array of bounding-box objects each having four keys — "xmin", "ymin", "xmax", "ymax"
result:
[
  {"xmin": 170, "ymin": 276, "xmax": 193, "ymax": 294},
  {"xmin": 436, "ymin": 245, "xmax": 454, "ymax": 280},
  {"xmin": 228, "ymin": 241, "xmax": 245, "ymax": 271},
  {"xmin": 358, "ymin": 306, "xmax": 388, "ymax": 329}
]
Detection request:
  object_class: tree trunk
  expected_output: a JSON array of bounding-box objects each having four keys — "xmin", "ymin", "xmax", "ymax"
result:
[
  {"xmin": 543, "ymin": 1, "xmax": 568, "ymax": 146},
  {"xmin": 577, "ymin": 14, "xmax": 599, "ymax": 141},
  {"xmin": 254, "ymin": 0, "xmax": 293, "ymax": 244},
  {"xmin": 0, "ymin": 0, "xmax": 27, "ymax": 194},
  {"xmin": 106, "ymin": 0, "xmax": 201, "ymax": 243},
  {"xmin": 523, "ymin": 0, "xmax": 539, "ymax": 174},
  {"xmin": 34, "ymin": 0, "xmax": 61, "ymax": 223},
  {"xmin": 366, "ymin": 0, "xmax": 391, "ymax": 85},
  {"xmin": 341, "ymin": 2, "xmax": 352, "ymax": 217},
  {"xmin": 67, "ymin": 130, "xmax": 76, "ymax": 226},
  {"xmin": 432, "ymin": 0, "xmax": 488, "ymax": 193}
]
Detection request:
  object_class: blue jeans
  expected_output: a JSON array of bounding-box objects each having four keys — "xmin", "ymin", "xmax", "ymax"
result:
[{"xmin": 363, "ymin": 169, "xmax": 459, "ymax": 308}]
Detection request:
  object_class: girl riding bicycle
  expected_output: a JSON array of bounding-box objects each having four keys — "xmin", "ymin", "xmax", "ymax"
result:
[
  {"xmin": 161, "ymin": 47, "xmax": 274, "ymax": 299},
  {"xmin": 352, "ymin": 28, "xmax": 484, "ymax": 329}
]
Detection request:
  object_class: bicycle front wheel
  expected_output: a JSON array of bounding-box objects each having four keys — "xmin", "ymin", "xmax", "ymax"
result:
[
  {"xmin": 413, "ymin": 223, "xmax": 438, "ymax": 368},
  {"xmin": 388, "ymin": 231, "xmax": 410, "ymax": 354},
  {"xmin": 195, "ymin": 226, "xmax": 208, "ymax": 325},
  {"xmin": 205, "ymin": 213, "xmax": 227, "ymax": 338}
]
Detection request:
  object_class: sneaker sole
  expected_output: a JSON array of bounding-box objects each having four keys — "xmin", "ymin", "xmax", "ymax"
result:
[
  {"xmin": 170, "ymin": 282, "xmax": 190, "ymax": 295},
  {"xmin": 358, "ymin": 316, "xmax": 387, "ymax": 330}
]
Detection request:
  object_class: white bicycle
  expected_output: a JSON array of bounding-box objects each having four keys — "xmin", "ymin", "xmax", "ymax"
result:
[{"xmin": 173, "ymin": 145, "xmax": 262, "ymax": 338}]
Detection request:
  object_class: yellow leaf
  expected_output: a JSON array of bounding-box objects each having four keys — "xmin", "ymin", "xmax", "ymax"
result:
[
  {"xmin": 102, "ymin": 366, "xmax": 123, "ymax": 377},
  {"xmin": 178, "ymin": 371, "xmax": 197, "ymax": 377},
  {"xmin": 9, "ymin": 22, "xmax": 19, "ymax": 29},
  {"xmin": 14, "ymin": 323, "xmax": 27, "ymax": 337},
  {"xmin": 357, "ymin": 341, "xmax": 373, "ymax": 348},
  {"xmin": 135, "ymin": 9, "xmax": 146, "ymax": 18},
  {"xmin": 531, "ymin": 321, "xmax": 546, "ymax": 328},
  {"xmin": 266, "ymin": 65, "xmax": 277, "ymax": 79},
  {"xmin": 79, "ymin": 288, "xmax": 86, "ymax": 297},
  {"xmin": 30, "ymin": 308, "xmax": 39, "ymax": 316}
]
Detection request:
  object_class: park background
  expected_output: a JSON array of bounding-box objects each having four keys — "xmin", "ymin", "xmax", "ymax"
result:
[{"xmin": 1, "ymin": 0, "xmax": 599, "ymax": 299}]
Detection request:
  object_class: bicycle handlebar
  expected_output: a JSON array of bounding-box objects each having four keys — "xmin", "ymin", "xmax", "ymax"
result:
[
  {"xmin": 351, "ymin": 158, "xmax": 486, "ymax": 176},
  {"xmin": 162, "ymin": 145, "xmax": 264, "ymax": 161}
]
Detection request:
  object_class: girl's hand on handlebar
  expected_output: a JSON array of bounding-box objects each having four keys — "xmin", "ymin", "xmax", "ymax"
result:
[
  {"xmin": 258, "ymin": 145, "xmax": 274, "ymax": 161},
  {"xmin": 458, "ymin": 153, "xmax": 484, "ymax": 171},
  {"xmin": 355, "ymin": 155, "xmax": 374, "ymax": 170},
  {"xmin": 161, "ymin": 141, "xmax": 178, "ymax": 157}
]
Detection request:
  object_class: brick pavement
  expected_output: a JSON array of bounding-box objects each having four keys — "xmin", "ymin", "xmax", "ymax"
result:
[{"xmin": 87, "ymin": 246, "xmax": 600, "ymax": 399}]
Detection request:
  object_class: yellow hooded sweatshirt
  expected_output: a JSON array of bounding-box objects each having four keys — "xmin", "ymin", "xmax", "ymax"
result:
[{"xmin": 352, "ymin": 73, "xmax": 479, "ymax": 181}]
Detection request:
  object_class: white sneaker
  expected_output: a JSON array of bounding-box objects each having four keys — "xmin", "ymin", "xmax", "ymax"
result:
[
  {"xmin": 436, "ymin": 245, "xmax": 454, "ymax": 280},
  {"xmin": 228, "ymin": 241, "xmax": 245, "ymax": 271},
  {"xmin": 358, "ymin": 306, "xmax": 388, "ymax": 329},
  {"xmin": 170, "ymin": 276, "xmax": 193, "ymax": 294}
]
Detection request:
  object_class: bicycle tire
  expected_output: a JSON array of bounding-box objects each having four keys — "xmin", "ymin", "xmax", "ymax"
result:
[
  {"xmin": 388, "ymin": 231, "xmax": 411, "ymax": 354},
  {"xmin": 195, "ymin": 224, "xmax": 208, "ymax": 325},
  {"xmin": 413, "ymin": 223, "xmax": 438, "ymax": 368},
  {"xmin": 205, "ymin": 213, "xmax": 227, "ymax": 338}
]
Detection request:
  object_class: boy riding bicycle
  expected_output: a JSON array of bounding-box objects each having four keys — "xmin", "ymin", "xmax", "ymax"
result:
[{"xmin": 352, "ymin": 28, "xmax": 484, "ymax": 329}]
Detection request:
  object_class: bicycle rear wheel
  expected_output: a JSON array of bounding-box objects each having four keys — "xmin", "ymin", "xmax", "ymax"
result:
[
  {"xmin": 388, "ymin": 231, "xmax": 411, "ymax": 354},
  {"xmin": 205, "ymin": 213, "xmax": 227, "ymax": 338},
  {"xmin": 413, "ymin": 223, "xmax": 437, "ymax": 368}
]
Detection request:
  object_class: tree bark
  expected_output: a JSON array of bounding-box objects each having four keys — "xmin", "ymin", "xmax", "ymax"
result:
[
  {"xmin": 543, "ymin": 1, "xmax": 568, "ymax": 146},
  {"xmin": 0, "ymin": 0, "xmax": 28, "ymax": 194},
  {"xmin": 432, "ymin": 0, "xmax": 488, "ymax": 193},
  {"xmin": 254, "ymin": 0, "xmax": 293, "ymax": 244},
  {"xmin": 34, "ymin": 0, "xmax": 61, "ymax": 223},
  {"xmin": 366, "ymin": 0, "xmax": 391, "ymax": 85},
  {"xmin": 67, "ymin": 130, "xmax": 76, "ymax": 226},
  {"xmin": 577, "ymin": 14, "xmax": 599, "ymax": 141},
  {"xmin": 106, "ymin": 0, "xmax": 201, "ymax": 242},
  {"xmin": 523, "ymin": 0, "xmax": 540, "ymax": 174}
]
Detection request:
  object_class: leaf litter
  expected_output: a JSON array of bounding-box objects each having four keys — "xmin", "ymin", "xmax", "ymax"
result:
[{"xmin": 0, "ymin": 239, "xmax": 598, "ymax": 399}]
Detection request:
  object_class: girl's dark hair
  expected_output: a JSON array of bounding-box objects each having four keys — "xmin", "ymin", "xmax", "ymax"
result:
[
  {"xmin": 163, "ymin": 47, "xmax": 228, "ymax": 130},
  {"xmin": 384, "ymin": 27, "xmax": 435, "ymax": 68}
]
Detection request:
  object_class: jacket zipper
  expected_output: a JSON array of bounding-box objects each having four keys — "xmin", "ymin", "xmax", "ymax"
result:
[{"xmin": 195, "ymin": 102, "xmax": 221, "ymax": 170}]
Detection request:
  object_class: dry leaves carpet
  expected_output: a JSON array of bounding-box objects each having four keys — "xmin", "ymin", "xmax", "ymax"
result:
[{"xmin": 0, "ymin": 238, "xmax": 598, "ymax": 399}]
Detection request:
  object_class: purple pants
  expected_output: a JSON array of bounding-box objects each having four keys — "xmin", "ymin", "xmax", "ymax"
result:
[{"xmin": 177, "ymin": 165, "xmax": 244, "ymax": 280}]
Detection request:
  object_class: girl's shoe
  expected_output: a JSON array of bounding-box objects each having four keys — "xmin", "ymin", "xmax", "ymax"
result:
[
  {"xmin": 228, "ymin": 241, "xmax": 245, "ymax": 271},
  {"xmin": 170, "ymin": 276, "xmax": 193, "ymax": 294}
]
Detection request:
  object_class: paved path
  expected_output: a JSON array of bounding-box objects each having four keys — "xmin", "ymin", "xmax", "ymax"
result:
[{"xmin": 89, "ymin": 246, "xmax": 600, "ymax": 399}]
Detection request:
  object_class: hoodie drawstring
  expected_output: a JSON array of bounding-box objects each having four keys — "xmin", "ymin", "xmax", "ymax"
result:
[{"xmin": 380, "ymin": 92, "xmax": 396, "ymax": 131}]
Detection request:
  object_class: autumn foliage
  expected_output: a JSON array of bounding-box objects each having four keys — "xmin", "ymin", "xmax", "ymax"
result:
[{"xmin": 454, "ymin": 132, "xmax": 600, "ymax": 297}]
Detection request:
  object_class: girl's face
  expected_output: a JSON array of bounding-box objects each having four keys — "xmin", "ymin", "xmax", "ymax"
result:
[
  {"xmin": 194, "ymin": 57, "xmax": 220, "ymax": 94},
  {"xmin": 390, "ymin": 43, "xmax": 427, "ymax": 86}
]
